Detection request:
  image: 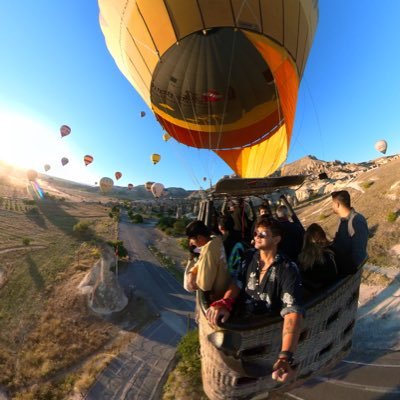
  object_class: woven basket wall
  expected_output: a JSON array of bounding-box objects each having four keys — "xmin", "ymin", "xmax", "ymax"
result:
[{"xmin": 199, "ymin": 269, "xmax": 362, "ymax": 400}]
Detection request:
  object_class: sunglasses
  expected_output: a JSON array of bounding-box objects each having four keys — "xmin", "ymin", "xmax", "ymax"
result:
[{"xmin": 253, "ymin": 231, "xmax": 272, "ymax": 239}]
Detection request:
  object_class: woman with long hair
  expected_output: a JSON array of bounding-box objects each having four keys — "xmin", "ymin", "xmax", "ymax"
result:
[{"xmin": 298, "ymin": 223, "xmax": 338, "ymax": 291}]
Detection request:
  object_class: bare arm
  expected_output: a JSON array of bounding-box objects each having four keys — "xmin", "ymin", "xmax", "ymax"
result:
[
  {"xmin": 281, "ymin": 312, "xmax": 302, "ymax": 353},
  {"xmin": 272, "ymin": 312, "xmax": 302, "ymax": 383}
]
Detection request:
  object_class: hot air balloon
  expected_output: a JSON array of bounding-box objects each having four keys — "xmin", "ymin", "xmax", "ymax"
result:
[
  {"xmin": 84, "ymin": 155, "xmax": 94, "ymax": 166},
  {"xmin": 115, "ymin": 171, "xmax": 122, "ymax": 180},
  {"xmin": 60, "ymin": 125, "xmax": 71, "ymax": 138},
  {"xmin": 375, "ymin": 140, "xmax": 387, "ymax": 154},
  {"xmin": 61, "ymin": 157, "xmax": 69, "ymax": 166},
  {"xmin": 151, "ymin": 182, "xmax": 164, "ymax": 198},
  {"xmin": 26, "ymin": 169, "xmax": 38, "ymax": 181},
  {"xmin": 44, "ymin": 164, "xmax": 51, "ymax": 172},
  {"xmin": 99, "ymin": 177, "xmax": 114, "ymax": 193},
  {"xmin": 128, "ymin": 183, "xmax": 134, "ymax": 190},
  {"xmin": 140, "ymin": 111, "xmax": 146, "ymax": 118},
  {"xmin": 151, "ymin": 154, "xmax": 161, "ymax": 165},
  {"xmin": 203, "ymin": 177, "xmax": 207, "ymax": 182},
  {"xmin": 145, "ymin": 181, "xmax": 154, "ymax": 191},
  {"xmin": 99, "ymin": 0, "xmax": 318, "ymax": 178},
  {"xmin": 94, "ymin": 181, "xmax": 98, "ymax": 185},
  {"xmin": 162, "ymin": 133, "xmax": 171, "ymax": 142}
]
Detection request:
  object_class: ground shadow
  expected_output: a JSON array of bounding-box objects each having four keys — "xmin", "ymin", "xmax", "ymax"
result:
[
  {"xmin": 25, "ymin": 207, "xmax": 47, "ymax": 229},
  {"xmin": 26, "ymin": 253, "xmax": 44, "ymax": 290}
]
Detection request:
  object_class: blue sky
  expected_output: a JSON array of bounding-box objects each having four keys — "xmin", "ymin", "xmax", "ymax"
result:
[{"xmin": 0, "ymin": 1, "xmax": 399, "ymax": 190}]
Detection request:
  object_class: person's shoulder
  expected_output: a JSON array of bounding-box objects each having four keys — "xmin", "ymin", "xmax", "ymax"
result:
[{"xmin": 277, "ymin": 254, "xmax": 299, "ymax": 271}]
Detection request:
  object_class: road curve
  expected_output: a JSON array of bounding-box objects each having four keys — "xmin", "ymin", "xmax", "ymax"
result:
[{"xmin": 86, "ymin": 215, "xmax": 195, "ymax": 400}]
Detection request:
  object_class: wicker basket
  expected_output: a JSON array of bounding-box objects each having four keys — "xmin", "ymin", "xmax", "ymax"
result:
[{"xmin": 198, "ymin": 268, "xmax": 362, "ymax": 400}]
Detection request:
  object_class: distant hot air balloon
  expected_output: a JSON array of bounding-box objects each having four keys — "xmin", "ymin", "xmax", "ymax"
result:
[
  {"xmin": 151, "ymin": 182, "xmax": 165, "ymax": 198},
  {"xmin": 94, "ymin": 181, "xmax": 98, "ymax": 185},
  {"xmin": 44, "ymin": 164, "xmax": 51, "ymax": 172},
  {"xmin": 115, "ymin": 171, "xmax": 122, "ymax": 180},
  {"xmin": 60, "ymin": 125, "xmax": 71, "ymax": 138},
  {"xmin": 99, "ymin": 1, "xmax": 318, "ymax": 178},
  {"xmin": 145, "ymin": 181, "xmax": 154, "ymax": 191},
  {"xmin": 162, "ymin": 133, "xmax": 171, "ymax": 142},
  {"xmin": 375, "ymin": 140, "xmax": 387, "ymax": 154},
  {"xmin": 61, "ymin": 157, "xmax": 69, "ymax": 166},
  {"xmin": 140, "ymin": 111, "xmax": 146, "ymax": 118},
  {"xmin": 128, "ymin": 183, "xmax": 134, "ymax": 190},
  {"xmin": 84, "ymin": 155, "xmax": 94, "ymax": 166},
  {"xmin": 151, "ymin": 154, "xmax": 161, "ymax": 165},
  {"xmin": 203, "ymin": 177, "xmax": 207, "ymax": 182},
  {"xmin": 99, "ymin": 177, "xmax": 114, "ymax": 193},
  {"xmin": 27, "ymin": 169, "xmax": 38, "ymax": 181}
]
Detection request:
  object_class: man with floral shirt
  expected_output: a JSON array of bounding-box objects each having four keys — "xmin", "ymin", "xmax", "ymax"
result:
[{"xmin": 206, "ymin": 217, "xmax": 304, "ymax": 383}]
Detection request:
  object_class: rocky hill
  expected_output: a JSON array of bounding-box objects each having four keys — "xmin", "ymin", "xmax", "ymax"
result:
[{"xmin": 281, "ymin": 154, "xmax": 400, "ymax": 202}]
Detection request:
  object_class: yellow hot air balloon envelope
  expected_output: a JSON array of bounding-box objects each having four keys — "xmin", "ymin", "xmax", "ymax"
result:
[
  {"xmin": 115, "ymin": 171, "xmax": 122, "ymax": 180},
  {"xmin": 151, "ymin": 153, "xmax": 161, "ymax": 165},
  {"xmin": 162, "ymin": 133, "xmax": 171, "ymax": 142},
  {"xmin": 84, "ymin": 155, "xmax": 94, "ymax": 166},
  {"xmin": 99, "ymin": 177, "xmax": 114, "ymax": 193},
  {"xmin": 98, "ymin": 0, "xmax": 318, "ymax": 178}
]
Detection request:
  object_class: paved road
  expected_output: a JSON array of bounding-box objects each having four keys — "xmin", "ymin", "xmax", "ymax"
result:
[{"xmin": 86, "ymin": 215, "xmax": 195, "ymax": 400}]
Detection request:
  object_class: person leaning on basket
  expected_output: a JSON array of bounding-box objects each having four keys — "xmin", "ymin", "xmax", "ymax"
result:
[
  {"xmin": 206, "ymin": 217, "xmax": 304, "ymax": 384},
  {"xmin": 184, "ymin": 220, "xmax": 233, "ymax": 302}
]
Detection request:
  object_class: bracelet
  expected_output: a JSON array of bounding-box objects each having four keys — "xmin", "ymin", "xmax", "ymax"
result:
[
  {"xmin": 278, "ymin": 351, "xmax": 294, "ymax": 365},
  {"xmin": 209, "ymin": 297, "xmax": 235, "ymax": 313}
]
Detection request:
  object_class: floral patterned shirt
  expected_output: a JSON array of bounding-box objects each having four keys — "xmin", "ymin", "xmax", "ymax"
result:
[{"xmin": 238, "ymin": 250, "xmax": 304, "ymax": 317}]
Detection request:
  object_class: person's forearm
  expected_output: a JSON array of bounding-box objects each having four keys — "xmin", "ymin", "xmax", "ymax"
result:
[
  {"xmin": 223, "ymin": 281, "xmax": 240, "ymax": 300},
  {"xmin": 281, "ymin": 313, "xmax": 302, "ymax": 353}
]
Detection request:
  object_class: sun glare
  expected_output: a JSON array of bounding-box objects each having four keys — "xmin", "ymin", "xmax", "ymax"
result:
[{"xmin": 0, "ymin": 109, "xmax": 98, "ymax": 185}]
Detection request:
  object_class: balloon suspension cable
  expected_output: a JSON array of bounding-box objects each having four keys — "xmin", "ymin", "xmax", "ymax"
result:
[{"xmin": 303, "ymin": 76, "xmax": 325, "ymax": 161}]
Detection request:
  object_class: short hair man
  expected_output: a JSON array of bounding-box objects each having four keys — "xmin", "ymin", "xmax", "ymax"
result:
[
  {"xmin": 185, "ymin": 220, "xmax": 231, "ymax": 301},
  {"xmin": 206, "ymin": 217, "xmax": 304, "ymax": 383},
  {"xmin": 331, "ymin": 190, "xmax": 369, "ymax": 274}
]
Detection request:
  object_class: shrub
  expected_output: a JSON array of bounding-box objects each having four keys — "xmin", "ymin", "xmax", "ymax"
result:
[
  {"xmin": 131, "ymin": 214, "xmax": 143, "ymax": 223},
  {"xmin": 176, "ymin": 329, "xmax": 202, "ymax": 384},
  {"xmin": 179, "ymin": 238, "xmax": 190, "ymax": 251},
  {"xmin": 73, "ymin": 221, "xmax": 91, "ymax": 233},
  {"xmin": 387, "ymin": 212, "xmax": 398, "ymax": 223},
  {"xmin": 165, "ymin": 227, "xmax": 174, "ymax": 236},
  {"xmin": 173, "ymin": 220, "xmax": 187, "ymax": 235},
  {"xmin": 23, "ymin": 199, "xmax": 36, "ymax": 205},
  {"xmin": 157, "ymin": 216, "xmax": 176, "ymax": 230},
  {"xmin": 107, "ymin": 240, "xmax": 128, "ymax": 258},
  {"xmin": 22, "ymin": 237, "xmax": 31, "ymax": 246},
  {"xmin": 360, "ymin": 181, "xmax": 374, "ymax": 189}
]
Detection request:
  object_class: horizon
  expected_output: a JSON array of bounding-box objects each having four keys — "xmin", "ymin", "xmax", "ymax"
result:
[{"xmin": 0, "ymin": 1, "xmax": 399, "ymax": 190}]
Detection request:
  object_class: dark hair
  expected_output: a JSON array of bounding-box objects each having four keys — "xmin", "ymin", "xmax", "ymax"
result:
[
  {"xmin": 298, "ymin": 223, "xmax": 333, "ymax": 269},
  {"xmin": 255, "ymin": 217, "xmax": 283, "ymax": 238},
  {"xmin": 185, "ymin": 220, "xmax": 210, "ymax": 238},
  {"xmin": 217, "ymin": 215, "xmax": 234, "ymax": 231},
  {"xmin": 331, "ymin": 190, "xmax": 351, "ymax": 208}
]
